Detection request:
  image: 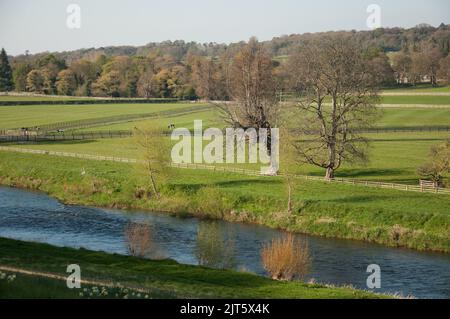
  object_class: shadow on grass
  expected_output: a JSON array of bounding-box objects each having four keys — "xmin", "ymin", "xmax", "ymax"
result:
[
  {"xmin": 213, "ymin": 179, "xmax": 281, "ymax": 188},
  {"xmin": 308, "ymin": 168, "xmax": 406, "ymax": 179}
]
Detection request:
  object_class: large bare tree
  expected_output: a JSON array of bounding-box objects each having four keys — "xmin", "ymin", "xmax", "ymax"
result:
[
  {"xmin": 217, "ymin": 38, "xmax": 279, "ymax": 153},
  {"xmin": 288, "ymin": 36, "xmax": 380, "ymax": 179}
]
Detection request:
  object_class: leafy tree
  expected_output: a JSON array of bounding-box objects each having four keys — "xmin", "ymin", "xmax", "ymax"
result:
[
  {"xmin": 417, "ymin": 142, "xmax": 449, "ymax": 187},
  {"xmin": 56, "ymin": 69, "xmax": 77, "ymax": 95},
  {"xmin": 12, "ymin": 62, "xmax": 31, "ymax": 92},
  {"xmin": 26, "ymin": 69, "xmax": 45, "ymax": 93},
  {"xmin": 91, "ymin": 70, "xmax": 121, "ymax": 97},
  {"xmin": 0, "ymin": 48, "xmax": 13, "ymax": 91},
  {"xmin": 134, "ymin": 124, "xmax": 172, "ymax": 199}
]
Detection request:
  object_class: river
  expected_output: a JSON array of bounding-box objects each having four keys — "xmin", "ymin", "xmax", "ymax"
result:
[{"xmin": 0, "ymin": 186, "xmax": 449, "ymax": 299}]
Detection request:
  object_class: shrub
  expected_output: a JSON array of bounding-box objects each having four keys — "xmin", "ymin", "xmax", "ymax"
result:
[
  {"xmin": 124, "ymin": 222, "xmax": 156, "ymax": 258},
  {"xmin": 261, "ymin": 233, "xmax": 310, "ymax": 281}
]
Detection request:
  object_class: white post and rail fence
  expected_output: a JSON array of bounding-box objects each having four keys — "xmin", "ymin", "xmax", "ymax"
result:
[{"xmin": 0, "ymin": 146, "xmax": 449, "ymax": 195}]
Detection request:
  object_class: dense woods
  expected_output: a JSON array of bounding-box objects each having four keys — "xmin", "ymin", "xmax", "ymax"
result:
[{"xmin": 1, "ymin": 24, "xmax": 450, "ymax": 98}]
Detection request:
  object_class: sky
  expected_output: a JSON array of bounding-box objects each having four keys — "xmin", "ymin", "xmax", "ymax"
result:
[{"xmin": 0, "ymin": 0, "xmax": 449, "ymax": 56}]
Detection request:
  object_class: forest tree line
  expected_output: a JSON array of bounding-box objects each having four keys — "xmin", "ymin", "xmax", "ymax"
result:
[{"xmin": 1, "ymin": 24, "xmax": 450, "ymax": 98}]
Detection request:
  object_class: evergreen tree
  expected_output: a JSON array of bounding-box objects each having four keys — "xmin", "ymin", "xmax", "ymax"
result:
[{"xmin": 0, "ymin": 48, "xmax": 13, "ymax": 91}]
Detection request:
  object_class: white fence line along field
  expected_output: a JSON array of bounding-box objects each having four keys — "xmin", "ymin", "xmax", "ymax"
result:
[{"xmin": 1, "ymin": 146, "xmax": 449, "ymax": 196}]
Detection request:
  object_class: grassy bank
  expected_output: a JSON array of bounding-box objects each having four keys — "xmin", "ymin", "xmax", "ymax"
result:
[
  {"xmin": 0, "ymin": 238, "xmax": 383, "ymax": 299},
  {"xmin": 0, "ymin": 151, "xmax": 449, "ymax": 253}
]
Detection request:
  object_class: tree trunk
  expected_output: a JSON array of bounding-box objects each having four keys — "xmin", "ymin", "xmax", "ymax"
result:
[
  {"xmin": 325, "ymin": 167, "xmax": 335, "ymax": 180},
  {"xmin": 149, "ymin": 173, "xmax": 160, "ymax": 199},
  {"xmin": 287, "ymin": 180, "xmax": 293, "ymax": 214}
]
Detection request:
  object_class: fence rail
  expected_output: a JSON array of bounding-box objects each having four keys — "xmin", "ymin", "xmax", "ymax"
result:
[
  {"xmin": 0, "ymin": 98, "xmax": 180, "ymax": 106},
  {"xmin": 2, "ymin": 124, "xmax": 450, "ymax": 143},
  {"xmin": 1, "ymin": 146, "xmax": 449, "ymax": 195},
  {"xmin": 0, "ymin": 131, "xmax": 134, "ymax": 142},
  {"xmin": 4, "ymin": 105, "xmax": 212, "ymax": 133}
]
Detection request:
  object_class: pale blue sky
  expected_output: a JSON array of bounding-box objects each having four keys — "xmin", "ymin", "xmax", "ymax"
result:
[{"xmin": 1, "ymin": 0, "xmax": 449, "ymax": 55}]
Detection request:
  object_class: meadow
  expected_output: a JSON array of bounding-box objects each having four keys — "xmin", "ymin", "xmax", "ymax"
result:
[
  {"xmin": 0, "ymin": 87, "xmax": 449, "ymax": 252},
  {"xmin": 0, "ymin": 238, "xmax": 383, "ymax": 299},
  {"xmin": 0, "ymin": 102, "xmax": 206, "ymax": 129}
]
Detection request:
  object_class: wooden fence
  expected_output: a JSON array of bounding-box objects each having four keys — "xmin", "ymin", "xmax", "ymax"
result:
[
  {"xmin": 6, "ymin": 105, "xmax": 212, "ymax": 133},
  {"xmin": 1, "ymin": 146, "xmax": 449, "ymax": 195}
]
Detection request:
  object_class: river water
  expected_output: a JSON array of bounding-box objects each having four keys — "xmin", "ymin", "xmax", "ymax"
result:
[{"xmin": 0, "ymin": 186, "xmax": 449, "ymax": 299}]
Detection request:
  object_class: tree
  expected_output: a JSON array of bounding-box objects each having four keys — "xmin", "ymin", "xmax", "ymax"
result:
[
  {"xmin": 409, "ymin": 48, "xmax": 443, "ymax": 86},
  {"xmin": 188, "ymin": 55, "xmax": 223, "ymax": 100},
  {"xmin": 137, "ymin": 70, "xmax": 156, "ymax": 98},
  {"xmin": 12, "ymin": 62, "xmax": 31, "ymax": 92},
  {"xmin": 26, "ymin": 69, "xmax": 45, "ymax": 93},
  {"xmin": 218, "ymin": 38, "xmax": 279, "ymax": 154},
  {"xmin": 69, "ymin": 60, "xmax": 100, "ymax": 96},
  {"xmin": 288, "ymin": 36, "xmax": 380, "ymax": 179},
  {"xmin": 134, "ymin": 125, "xmax": 172, "ymax": 199},
  {"xmin": 91, "ymin": 70, "xmax": 121, "ymax": 97},
  {"xmin": 392, "ymin": 52, "xmax": 412, "ymax": 84},
  {"xmin": 56, "ymin": 69, "xmax": 77, "ymax": 95},
  {"xmin": 0, "ymin": 48, "xmax": 13, "ymax": 91},
  {"xmin": 438, "ymin": 54, "xmax": 450, "ymax": 84},
  {"xmin": 417, "ymin": 142, "xmax": 449, "ymax": 187}
]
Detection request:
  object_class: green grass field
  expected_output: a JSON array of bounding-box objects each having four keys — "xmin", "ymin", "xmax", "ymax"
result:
[
  {"xmin": 378, "ymin": 108, "xmax": 450, "ymax": 127},
  {"xmin": 380, "ymin": 95, "xmax": 450, "ymax": 105},
  {"xmin": 5, "ymin": 130, "xmax": 449, "ymax": 184},
  {"xmin": 0, "ymin": 238, "xmax": 383, "ymax": 299},
  {"xmin": 382, "ymin": 84, "xmax": 450, "ymax": 94},
  {"xmin": 0, "ymin": 103, "xmax": 205, "ymax": 129}
]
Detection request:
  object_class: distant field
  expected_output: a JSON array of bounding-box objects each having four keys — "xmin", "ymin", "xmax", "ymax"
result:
[
  {"xmin": 382, "ymin": 85, "xmax": 450, "ymax": 94},
  {"xmin": 0, "ymin": 95, "xmax": 81, "ymax": 101},
  {"xmin": 75, "ymin": 109, "xmax": 224, "ymax": 132},
  {"xmin": 378, "ymin": 108, "xmax": 450, "ymax": 128},
  {"xmin": 0, "ymin": 103, "xmax": 205, "ymax": 129},
  {"xmin": 380, "ymin": 95, "xmax": 450, "ymax": 105}
]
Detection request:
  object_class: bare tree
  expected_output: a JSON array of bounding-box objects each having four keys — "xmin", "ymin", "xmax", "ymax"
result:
[
  {"xmin": 288, "ymin": 36, "xmax": 380, "ymax": 179},
  {"xmin": 217, "ymin": 38, "xmax": 279, "ymax": 154},
  {"xmin": 137, "ymin": 70, "xmax": 156, "ymax": 98},
  {"xmin": 392, "ymin": 52, "xmax": 412, "ymax": 84},
  {"xmin": 411, "ymin": 48, "xmax": 443, "ymax": 86}
]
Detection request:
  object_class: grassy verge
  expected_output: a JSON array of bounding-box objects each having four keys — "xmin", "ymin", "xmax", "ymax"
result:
[
  {"xmin": 0, "ymin": 151, "xmax": 449, "ymax": 253},
  {"xmin": 0, "ymin": 238, "xmax": 383, "ymax": 299}
]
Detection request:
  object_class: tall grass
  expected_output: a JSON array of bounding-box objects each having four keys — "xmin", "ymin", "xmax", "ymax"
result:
[{"xmin": 261, "ymin": 234, "xmax": 310, "ymax": 281}]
